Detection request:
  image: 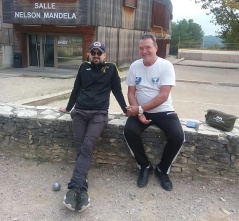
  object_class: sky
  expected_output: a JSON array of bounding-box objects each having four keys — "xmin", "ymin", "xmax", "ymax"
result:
[{"xmin": 171, "ymin": 0, "xmax": 221, "ymax": 36}]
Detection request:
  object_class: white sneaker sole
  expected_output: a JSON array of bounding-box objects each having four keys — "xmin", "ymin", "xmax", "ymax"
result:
[
  {"xmin": 63, "ymin": 196, "xmax": 90, "ymax": 212},
  {"xmin": 63, "ymin": 195, "xmax": 75, "ymax": 211},
  {"xmin": 63, "ymin": 201, "xmax": 75, "ymax": 211}
]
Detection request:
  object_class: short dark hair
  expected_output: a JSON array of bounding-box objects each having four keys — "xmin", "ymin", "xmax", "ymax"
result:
[{"xmin": 140, "ymin": 33, "xmax": 157, "ymax": 46}]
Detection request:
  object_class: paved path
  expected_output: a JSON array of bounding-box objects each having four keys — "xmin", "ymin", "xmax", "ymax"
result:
[
  {"xmin": 0, "ymin": 58, "xmax": 239, "ymax": 122},
  {"xmin": 45, "ymin": 61, "xmax": 239, "ymax": 122}
]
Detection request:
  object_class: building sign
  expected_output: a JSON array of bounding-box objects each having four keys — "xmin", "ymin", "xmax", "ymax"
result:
[
  {"xmin": 58, "ymin": 40, "xmax": 68, "ymax": 45},
  {"xmin": 14, "ymin": 3, "xmax": 77, "ymax": 20},
  {"xmin": 2, "ymin": 0, "xmax": 84, "ymax": 25}
]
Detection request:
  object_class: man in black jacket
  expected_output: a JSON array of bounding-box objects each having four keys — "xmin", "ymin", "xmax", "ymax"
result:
[{"xmin": 59, "ymin": 41, "xmax": 127, "ymax": 212}]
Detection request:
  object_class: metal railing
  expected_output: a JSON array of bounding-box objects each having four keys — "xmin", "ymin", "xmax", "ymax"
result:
[
  {"xmin": 0, "ymin": 28, "xmax": 14, "ymax": 45},
  {"xmin": 178, "ymin": 42, "xmax": 202, "ymax": 49},
  {"xmin": 178, "ymin": 42, "xmax": 239, "ymax": 51}
]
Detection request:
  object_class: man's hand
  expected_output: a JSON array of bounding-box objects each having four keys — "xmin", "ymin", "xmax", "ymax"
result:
[
  {"xmin": 138, "ymin": 114, "xmax": 152, "ymax": 124},
  {"xmin": 124, "ymin": 112, "xmax": 130, "ymax": 117},
  {"xmin": 126, "ymin": 105, "xmax": 139, "ymax": 116},
  {"xmin": 59, "ymin": 107, "xmax": 68, "ymax": 113}
]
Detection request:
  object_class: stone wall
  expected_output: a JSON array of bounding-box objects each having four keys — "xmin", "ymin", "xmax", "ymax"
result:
[{"xmin": 0, "ymin": 103, "xmax": 239, "ymax": 181}]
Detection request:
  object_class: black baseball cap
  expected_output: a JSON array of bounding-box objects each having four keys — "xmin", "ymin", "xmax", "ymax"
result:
[{"xmin": 89, "ymin": 41, "xmax": 106, "ymax": 52}]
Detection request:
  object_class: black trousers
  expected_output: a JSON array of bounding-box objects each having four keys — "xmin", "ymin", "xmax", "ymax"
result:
[
  {"xmin": 123, "ymin": 111, "xmax": 185, "ymax": 174},
  {"xmin": 68, "ymin": 109, "xmax": 108, "ymax": 190}
]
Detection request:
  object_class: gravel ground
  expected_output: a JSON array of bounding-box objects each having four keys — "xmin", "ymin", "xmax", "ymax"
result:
[{"xmin": 0, "ymin": 155, "xmax": 239, "ymax": 221}]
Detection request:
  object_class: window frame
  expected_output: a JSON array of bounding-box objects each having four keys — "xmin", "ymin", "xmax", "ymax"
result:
[{"xmin": 123, "ymin": 0, "xmax": 137, "ymax": 9}]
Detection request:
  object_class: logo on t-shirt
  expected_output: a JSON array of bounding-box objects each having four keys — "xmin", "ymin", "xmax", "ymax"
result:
[
  {"xmin": 135, "ymin": 77, "xmax": 142, "ymax": 85},
  {"xmin": 101, "ymin": 66, "xmax": 109, "ymax": 73},
  {"xmin": 151, "ymin": 77, "xmax": 160, "ymax": 84}
]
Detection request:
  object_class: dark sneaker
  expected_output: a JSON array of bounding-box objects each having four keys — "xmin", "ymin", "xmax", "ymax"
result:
[
  {"xmin": 137, "ymin": 164, "xmax": 153, "ymax": 187},
  {"xmin": 155, "ymin": 167, "xmax": 173, "ymax": 191},
  {"xmin": 76, "ymin": 189, "xmax": 90, "ymax": 213},
  {"xmin": 63, "ymin": 189, "xmax": 78, "ymax": 211}
]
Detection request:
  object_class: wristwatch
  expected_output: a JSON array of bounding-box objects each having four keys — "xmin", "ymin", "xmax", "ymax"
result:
[{"xmin": 138, "ymin": 106, "xmax": 144, "ymax": 114}]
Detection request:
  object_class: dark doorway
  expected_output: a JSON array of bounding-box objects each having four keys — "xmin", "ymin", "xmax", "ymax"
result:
[
  {"xmin": 156, "ymin": 39, "xmax": 167, "ymax": 59},
  {"xmin": 29, "ymin": 34, "xmax": 40, "ymax": 66},
  {"xmin": 29, "ymin": 34, "xmax": 54, "ymax": 67},
  {"xmin": 43, "ymin": 35, "xmax": 54, "ymax": 67}
]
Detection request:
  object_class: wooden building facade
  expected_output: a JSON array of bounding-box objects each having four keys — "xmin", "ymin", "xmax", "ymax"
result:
[{"xmin": 2, "ymin": 0, "xmax": 173, "ymax": 69}]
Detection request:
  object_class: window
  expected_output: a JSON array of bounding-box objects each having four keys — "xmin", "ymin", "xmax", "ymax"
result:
[
  {"xmin": 57, "ymin": 36, "xmax": 83, "ymax": 69},
  {"xmin": 124, "ymin": 0, "xmax": 137, "ymax": 8},
  {"xmin": 152, "ymin": 1, "xmax": 165, "ymax": 28}
]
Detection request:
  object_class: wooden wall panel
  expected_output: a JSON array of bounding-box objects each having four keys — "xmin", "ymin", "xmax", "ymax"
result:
[
  {"xmin": 122, "ymin": 6, "xmax": 135, "ymax": 29},
  {"xmin": 134, "ymin": 0, "xmax": 152, "ymax": 31},
  {"xmin": 132, "ymin": 30, "xmax": 143, "ymax": 60},
  {"xmin": 97, "ymin": 26, "xmax": 119, "ymax": 64},
  {"xmin": 88, "ymin": 0, "xmax": 122, "ymax": 28},
  {"xmin": 2, "ymin": 0, "xmax": 13, "ymax": 24},
  {"xmin": 164, "ymin": 7, "xmax": 170, "ymax": 30},
  {"xmin": 118, "ymin": 29, "xmax": 134, "ymax": 68},
  {"xmin": 96, "ymin": 27, "xmax": 143, "ymax": 68},
  {"xmin": 118, "ymin": 29, "xmax": 143, "ymax": 67}
]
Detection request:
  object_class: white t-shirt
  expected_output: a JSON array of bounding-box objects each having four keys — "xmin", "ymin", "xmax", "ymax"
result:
[{"xmin": 126, "ymin": 57, "xmax": 175, "ymax": 113}]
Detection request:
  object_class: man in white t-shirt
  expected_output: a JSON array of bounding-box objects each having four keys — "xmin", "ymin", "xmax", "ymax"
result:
[{"xmin": 124, "ymin": 33, "xmax": 185, "ymax": 191}]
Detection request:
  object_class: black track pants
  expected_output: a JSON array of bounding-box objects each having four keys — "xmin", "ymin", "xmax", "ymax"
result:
[
  {"xmin": 68, "ymin": 109, "xmax": 108, "ymax": 190},
  {"xmin": 123, "ymin": 111, "xmax": 185, "ymax": 174}
]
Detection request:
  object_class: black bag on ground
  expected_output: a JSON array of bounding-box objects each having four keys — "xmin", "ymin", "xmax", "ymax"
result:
[{"xmin": 205, "ymin": 109, "xmax": 237, "ymax": 132}]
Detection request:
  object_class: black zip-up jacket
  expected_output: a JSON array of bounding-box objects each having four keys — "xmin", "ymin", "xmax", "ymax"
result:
[{"xmin": 66, "ymin": 61, "xmax": 127, "ymax": 113}]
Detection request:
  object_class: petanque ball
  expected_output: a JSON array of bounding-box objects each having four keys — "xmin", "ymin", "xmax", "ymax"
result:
[{"xmin": 52, "ymin": 182, "xmax": 61, "ymax": 191}]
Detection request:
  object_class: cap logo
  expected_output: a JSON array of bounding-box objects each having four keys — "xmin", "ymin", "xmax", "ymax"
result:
[{"xmin": 94, "ymin": 42, "xmax": 101, "ymax": 47}]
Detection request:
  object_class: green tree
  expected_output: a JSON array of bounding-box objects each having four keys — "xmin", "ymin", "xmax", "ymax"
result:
[
  {"xmin": 195, "ymin": 0, "xmax": 239, "ymax": 44},
  {"xmin": 170, "ymin": 19, "xmax": 204, "ymax": 55}
]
